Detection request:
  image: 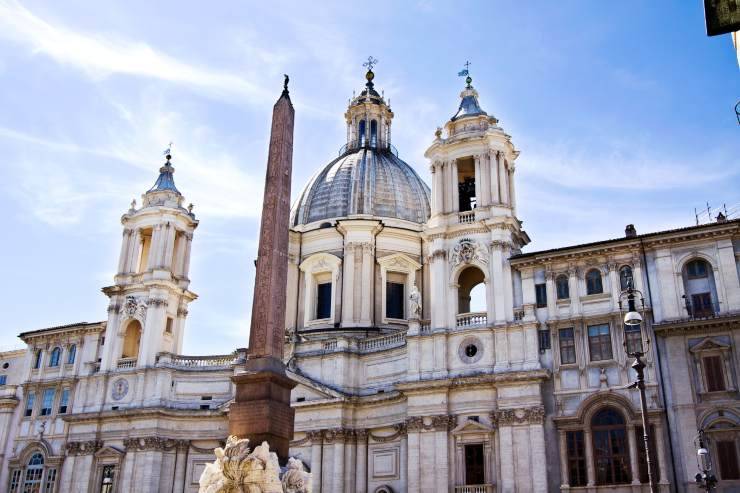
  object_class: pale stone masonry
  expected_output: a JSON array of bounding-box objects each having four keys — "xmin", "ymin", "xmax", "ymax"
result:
[{"xmin": 0, "ymin": 68, "xmax": 738, "ymax": 493}]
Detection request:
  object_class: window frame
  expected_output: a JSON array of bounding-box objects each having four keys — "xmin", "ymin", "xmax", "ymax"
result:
[
  {"xmin": 587, "ymin": 323, "xmax": 613, "ymax": 362},
  {"xmin": 48, "ymin": 347, "xmax": 61, "ymax": 368},
  {"xmin": 556, "ymin": 275, "xmax": 570, "ymax": 300},
  {"xmin": 591, "ymin": 408, "xmax": 631, "ymax": 485},
  {"xmin": 66, "ymin": 344, "xmax": 76, "ymax": 365},
  {"xmin": 566, "ymin": 430, "xmax": 587, "ymax": 487},
  {"xmin": 585, "ymin": 269, "xmax": 604, "ymax": 295},
  {"xmin": 385, "ymin": 280, "xmax": 405, "ymax": 320},
  {"xmin": 558, "ymin": 328, "xmax": 577, "ymax": 365},
  {"xmin": 686, "ymin": 259, "xmax": 709, "ymax": 279},
  {"xmin": 535, "ymin": 283, "xmax": 547, "ymax": 308},
  {"xmin": 619, "ymin": 265, "xmax": 633, "ymax": 291},
  {"xmin": 58, "ymin": 388, "xmax": 70, "ymax": 414},
  {"xmin": 40, "ymin": 388, "xmax": 55, "ymax": 417},
  {"xmin": 703, "ymin": 355, "xmax": 726, "ymax": 392},
  {"xmin": 24, "ymin": 391, "xmax": 36, "ymax": 418},
  {"xmin": 315, "ymin": 281, "xmax": 333, "ymax": 320},
  {"xmin": 716, "ymin": 439, "xmax": 740, "ymax": 480}
]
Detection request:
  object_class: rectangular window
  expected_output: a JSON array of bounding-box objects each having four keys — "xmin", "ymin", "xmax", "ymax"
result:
[
  {"xmin": 0, "ymin": 375, "xmax": 6, "ymax": 386},
  {"xmin": 464, "ymin": 443, "xmax": 485, "ymax": 485},
  {"xmin": 535, "ymin": 283, "xmax": 547, "ymax": 308},
  {"xmin": 566, "ymin": 430, "xmax": 587, "ymax": 487},
  {"xmin": 559, "ymin": 328, "xmax": 576, "ymax": 364},
  {"xmin": 165, "ymin": 317, "xmax": 173, "ymax": 334},
  {"xmin": 58, "ymin": 388, "xmax": 70, "ymax": 414},
  {"xmin": 588, "ymin": 324, "xmax": 613, "ymax": 361},
  {"xmin": 636, "ymin": 425, "xmax": 660, "ymax": 483},
  {"xmin": 100, "ymin": 464, "xmax": 116, "ymax": 493},
  {"xmin": 25, "ymin": 392, "xmax": 35, "ymax": 417},
  {"xmin": 703, "ymin": 355, "xmax": 726, "ymax": 392},
  {"xmin": 538, "ymin": 329, "xmax": 551, "ymax": 352},
  {"xmin": 624, "ymin": 324, "xmax": 643, "ymax": 354},
  {"xmin": 315, "ymin": 282, "xmax": 332, "ymax": 320},
  {"xmin": 44, "ymin": 468, "xmax": 57, "ymax": 493},
  {"xmin": 691, "ymin": 292, "xmax": 714, "ymax": 317},
  {"xmin": 717, "ymin": 440, "xmax": 740, "ymax": 480},
  {"xmin": 40, "ymin": 388, "xmax": 55, "ymax": 416},
  {"xmin": 556, "ymin": 277, "xmax": 570, "ymax": 300},
  {"xmin": 8, "ymin": 469, "xmax": 21, "ymax": 493},
  {"xmin": 386, "ymin": 281, "xmax": 405, "ymax": 319}
]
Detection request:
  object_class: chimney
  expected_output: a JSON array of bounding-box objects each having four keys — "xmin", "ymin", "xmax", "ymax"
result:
[{"xmin": 625, "ymin": 224, "xmax": 637, "ymax": 238}]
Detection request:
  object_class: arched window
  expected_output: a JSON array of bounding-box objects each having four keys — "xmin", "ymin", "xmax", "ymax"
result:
[
  {"xmin": 358, "ymin": 119, "xmax": 366, "ymax": 146},
  {"xmin": 456, "ymin": 265, "xmax": 487, "ymax": 327},
  {"xmin": 66, "ymin": 344, "xmax": 76, "ymax": 365},
  {"xmin": 592, "ymin": 408, "xmax": 631, "ymax": 485},
  {"xmin": 121, "ymin": 320, "xmax": 142, "ymax": 360},
  {"xmin": 48, "ymin": 347, "xmax": 61, "ymax": 368},
  {"xmin": 23, "ymin": 453, "xmax": 45, "ymax": 492},
  {"xmin": 619, "ymin": 266, "xmax": 633, "ymax": 291},
  {"xmin": 370, "ymin": 120, "xmax": 378, "ymax": 147},
  {"xmin": 33, "ymin": 350, "xmax": 42, "ymax": 370},
  {"xmin": 586, "ymin": 269, "xmax": 603, "ymax": 295},
  {"xmin": 556, "ymin": 275, "xmax": 570, "ymax": 300},
  {"xmin": 682, "ymin": 258, "xmax": 717, "ymax": 318}
]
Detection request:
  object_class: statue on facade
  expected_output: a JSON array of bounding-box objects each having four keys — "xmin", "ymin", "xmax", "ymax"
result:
[
  {"xmin": 198, "ymin": 435, "xmax": 311, "ymax": 493},
  {"xmin": 409, "ymin": 284, "xmax": 422, "ymax": 319}
]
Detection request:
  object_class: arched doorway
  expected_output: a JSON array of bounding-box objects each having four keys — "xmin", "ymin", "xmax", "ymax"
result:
[{"xmin": 457, "ymin": 265, "xmax": 487, "ymax": 327}]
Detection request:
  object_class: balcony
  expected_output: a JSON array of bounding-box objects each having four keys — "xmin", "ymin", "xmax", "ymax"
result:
[
  {"xmin": 116, "ymin": 358, "xmax": 137, "ymax": 369},
  {"xmin": 338, "ymin": 140, "xmax": 398, "ymax": 157},
  {"xmin": 683, "ymin": 299, "xmax": 720, "ymax": 320},
  {"xmin": 456, "ymin": 312, "xmax": 487, "ymax": 328},
  {"xmin": 458, "ymin": 210, "xmax": 476, "ymax": 224},
  {"xmin": 455, "ymin": 485, "xmax": 495, "ymax": 493},
  {"xmin": 156, "ymin": 352, "xmax": 236, "ymax": 370}
]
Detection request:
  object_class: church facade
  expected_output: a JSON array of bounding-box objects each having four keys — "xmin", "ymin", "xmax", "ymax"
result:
[{"xmin": 1, "ymin": 68, "xmax": 739, "ymax": 493}]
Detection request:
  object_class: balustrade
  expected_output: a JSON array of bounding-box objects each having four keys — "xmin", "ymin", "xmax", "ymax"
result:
[{"xmin": 456, "ymin": 312, "xmax": 487, "ymax": 328}]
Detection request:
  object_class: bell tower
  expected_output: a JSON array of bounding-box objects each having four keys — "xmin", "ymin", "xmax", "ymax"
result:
[
  {"xmin": 100, "ymin": 151, "xmax": 198, "ymax": 372},
  {"xmin": 424, "ymin": 73, "xmax": 530, "ymax": 334}
]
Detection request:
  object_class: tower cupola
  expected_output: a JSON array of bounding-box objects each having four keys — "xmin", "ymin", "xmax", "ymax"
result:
[{"xmin": 343, "ymin": 57, "xmax": 395, "ymax": 153}]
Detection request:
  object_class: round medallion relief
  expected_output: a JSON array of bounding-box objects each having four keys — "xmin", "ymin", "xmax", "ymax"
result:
[
  {"xmin": 458, "ymin": 336, "xmax": 484, "ymax": 364},
  {"xmin": 111, "ymin": 378, "xmax": 129, "ymax": 401}
]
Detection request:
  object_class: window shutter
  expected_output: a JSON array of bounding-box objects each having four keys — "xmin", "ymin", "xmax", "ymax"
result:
[
  {"xmin": 703, "ymin": 356, "xmax": 726, "ymax": 392},
  {"xmin": 717, "ymin": 441, "xmax": 740, "ymax": 480}
]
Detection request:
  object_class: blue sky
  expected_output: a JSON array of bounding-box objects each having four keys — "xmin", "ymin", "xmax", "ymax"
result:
[{"xmin": 0, "ymin": 1, "xmax": 737, "ymax": 354}]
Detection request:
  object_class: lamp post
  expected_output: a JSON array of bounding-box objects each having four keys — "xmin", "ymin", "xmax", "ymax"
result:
[
  {"xmin": 618, "ymin": 282, "xmax": 658, "ymax": 493},
  {"xmin": 695, "ymin": 429, "xmax": 717, "ymax": 491}
]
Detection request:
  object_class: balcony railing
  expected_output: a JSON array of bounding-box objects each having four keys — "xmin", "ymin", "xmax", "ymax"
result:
[
  {"xmin": 683, "ymin": 299, "xmax": 720, "ymax": 320},
  {"xmin": 420, "ymin": 320, "xmax": 431, "ymax": 334},
  {"xmin": 155, "ymin": 352, "xmax": 236, "ymax": 370},
  {"xmin": 456, "ymin": 312, "xmax": 487, "ymax": 328},
  {"xmin": 458, "ymin": 210, "xmax": 476, "ymax": 224},
  {"xmin": 454, "ymin": 485, "xmax": 495, "ymax": 493},
  {"xmin": 358, "ymin": 332, "xmax": 406, "ymax": 352},
  {"xmin": 116, "ymin": 358, "xmax": 137, "ymax": 369}
]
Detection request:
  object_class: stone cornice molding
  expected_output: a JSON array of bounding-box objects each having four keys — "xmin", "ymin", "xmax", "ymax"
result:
[
  {"xmin": 369, "ymin": 423, "xmax": 406, "ymax": 442},
  {"xmin": 406, "ymin": 414, "xmax": 455, "ymax": 432},
  {"xmin": 123, "ymin": 436, "xmax": 189, "ymax": 452},
  {"xmin": 397, "ymin": 369, "xmax": 551, "ymax": 394}
]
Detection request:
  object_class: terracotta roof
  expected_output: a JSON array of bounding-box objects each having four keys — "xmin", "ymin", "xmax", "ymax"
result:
[{"xmin": 510, "ymin": 219, "xmax": 740, "ymax": 261}]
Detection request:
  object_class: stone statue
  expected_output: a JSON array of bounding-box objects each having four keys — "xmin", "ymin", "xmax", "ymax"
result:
[
  {"xmin": 198, "ymin": 435, "xmax": 311, "ymax": 493},
  {"xmin": 409, "ymin": 284, "xmax": 422, "ymax": 319}
]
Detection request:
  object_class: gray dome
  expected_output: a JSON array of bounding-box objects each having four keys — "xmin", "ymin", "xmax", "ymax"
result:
[{"xmin": 291, "ymin": 147, "xmax": 431, "ymax": 226}]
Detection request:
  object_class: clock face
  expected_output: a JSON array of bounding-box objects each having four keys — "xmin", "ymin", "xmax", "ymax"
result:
[{"xmin": 111, "ymin": 378, "xmax": 129, "ymax": 401}]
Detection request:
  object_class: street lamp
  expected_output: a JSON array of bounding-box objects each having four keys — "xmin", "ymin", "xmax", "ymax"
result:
[
  {"xmin": 618, "ymin": 281, "xmax": 658, "ymax": 493},
  {"xmin": 695, "ymin": 429, "xmax": 718, "ymax": 491}
]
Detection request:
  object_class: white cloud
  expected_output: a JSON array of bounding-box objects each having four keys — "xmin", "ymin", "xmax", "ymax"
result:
[{"xmin": 0, "ymin": 0, "xmax": 270, "ymax": 104}]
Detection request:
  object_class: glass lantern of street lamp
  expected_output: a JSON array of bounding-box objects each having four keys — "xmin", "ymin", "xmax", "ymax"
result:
[{"xmin": 624, "ymin": 309, "xmax": 643, "ymax": 326}]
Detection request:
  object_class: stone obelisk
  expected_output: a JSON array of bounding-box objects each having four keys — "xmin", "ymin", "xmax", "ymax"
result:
[{"xmin": 230, "ymin": 76, "xmax": 297, "ymax": 461}]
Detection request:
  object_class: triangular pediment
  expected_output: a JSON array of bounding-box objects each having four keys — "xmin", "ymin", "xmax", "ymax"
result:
[
  {"xmin": 288, "ymin": 370, "xmax": 346, "ymax": 401},
  {"xmin": 690, "ymin": 337, "xmax": 730, "ymax": 353},
  {"xmin": 452, "ymin": 418, "xmax": 494, "ymax": 435},
  {"xmin": 95, "ymin": 445, "xmax": 124, "ymax": 458}
]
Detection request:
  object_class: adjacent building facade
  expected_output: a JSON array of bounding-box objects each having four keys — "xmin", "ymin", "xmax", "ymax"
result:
[{"xmin": 1, "ymin": 69, "xmax": 738, "ymax": 493}]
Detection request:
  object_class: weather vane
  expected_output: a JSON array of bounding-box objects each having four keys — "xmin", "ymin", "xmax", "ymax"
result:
[
  {"xmin": 458, "ymin": 60, "xmax": 471, "ymax": 77},
  {"xmin": 363, "ymin": 56, "xmax": 378, "ymax": 72},
  {"xmin": 163, "ymin": 142, "xmax": 173, "ymax": 161}
]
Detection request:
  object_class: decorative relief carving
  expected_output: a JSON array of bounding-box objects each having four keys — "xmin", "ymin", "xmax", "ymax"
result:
[
  {"xmin": 123, "ymin": 437, "xmax": 188, "ymax": 451},
  {"xmin": 406, "ymin": 415, "xmax": 455, "ymax": 432},
  {"xmin": 368, "ymin": 424, "xmax": 406, "ymax": 443},
  {"xmin": 120, "ymin": 296, "xmax": 147, "ymax": 321},
  {"xmin": 450, "ymin": 239, "xmax": 487, "ymax": 266},
  {"xmin": 65, "ymin": 440, "xmax": 103, "ymax": 456},
  {"xmin": 111, "ymin": 378, "xmax": 129, "ymax": 401},
  {"xmin": 148, "ymin": 297, "xmax": 169, "ymax": 308},
  {"xmin": 494, "ymin": 406, "xmax": 546, "ymax": 426}
]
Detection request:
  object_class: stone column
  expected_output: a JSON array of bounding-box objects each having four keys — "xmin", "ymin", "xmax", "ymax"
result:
[
  {"xmin": 473, "ymin": 154, "xmax": 482, "ymax": 208},
  {"xmin": 490, "ymin": 150, "xmax": 500, "ymax": 204},
  {"xmin": 400, "ymin": 433, "xmax": 408, "ymax": 489},
  {"xmin": 500, "ymin": 155, "xmax": 510, "ymax": 206},
  {"xmin": 118, "ymin": 228, "xmax": 132, "ymax": 274},
  {"xmin": 359, "ymin": 243, "xmax": 373, "ymax": 326},
  {"xmin": 529, "ymin": 419, "xmax": 548, "ymax": 493},
  {"xmin": 163, "ymin": 223, "xmax": 176, "ymax": 269},
  {"xmin": 546, "ymin": 271, "xmax": 557, "ymax": 318},
  {"xmin": 558, "ymin": 430, "xmax": 569, "ymax": 487},
  {"xmin": 568, "ymin": 267, "xmax": 581, "ymax": 316},
  {"xmin": 451, "ymin": 160, "xmax": 460, "ymax": 212},
  {"xmin": 309, "ymin": 432, "xmax": 323, "ymax": 493},
  {"xmin": 655, "ymin": 422, "xmax": 669, "ymax": 485},
  {"xmin": 342, "ymin": 243, "xmax": 356, "ymax": 326},
  {"xmin": 407, "ymin": 420, "xmax": 421, "ymax": 493},
  {"xmin": 332, "ymin": 430, "xmax": 346, "ymax": 493},
  {"xmin": 147, "ymin": 224, "xmax": 162, "ymax": 270},
  {"xmin": 508, "ymin": 166, "xmax": 517, "ymax": 212},
  {"xmin": 480, "ymin": 153, "xmax": 491, "ymax": 206},
  {"xmin": 181, "ymin": 233, "xmax": 193, "ymax": 280},
  {"xmin": 344, "ymin": 432, "xmax": 356, "ymax": 493},
  {"xmin": 173, "ymin": 440, "xmax": 189, "ymax": 493},
  {"xmin": 127, "ymin": 229, "xmax": 141, "ymax": 273},
  {"xmin": 173, "ymin": 232, "xmax": 187, "ymax": 276},
  {"xmin": 355, "ymin": 430, "xmax": 368, "ymax": 493},
  {"xmin": 584, "ymin": 429, "xmax": 595, "ymax": 486},
  {"xmin": 490, "ymin": 243, "xmax": 506, "ymax": 323},
  {"xmin": 498, "ymin": 425, "xmax": 515, "ymax": 493},
  {"xmin": 444, "ymin": 161, "xmax": 453, "ymax": 213},
  {"xmin": 608, "ymin": 262, "xmax": 620, "ymax": 308},
  {"xmin": 430, "ymin": 249, "xmax": 447, "ymax": 329},
  {"xmin": 434, "ymin": 417, "xmax": 450, "ymax": 493}
]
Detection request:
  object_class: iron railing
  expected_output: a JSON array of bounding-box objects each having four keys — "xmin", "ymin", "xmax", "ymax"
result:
[{"xmin": 338, "ymin": 140, "xmax": 398, "ymax": 157}]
